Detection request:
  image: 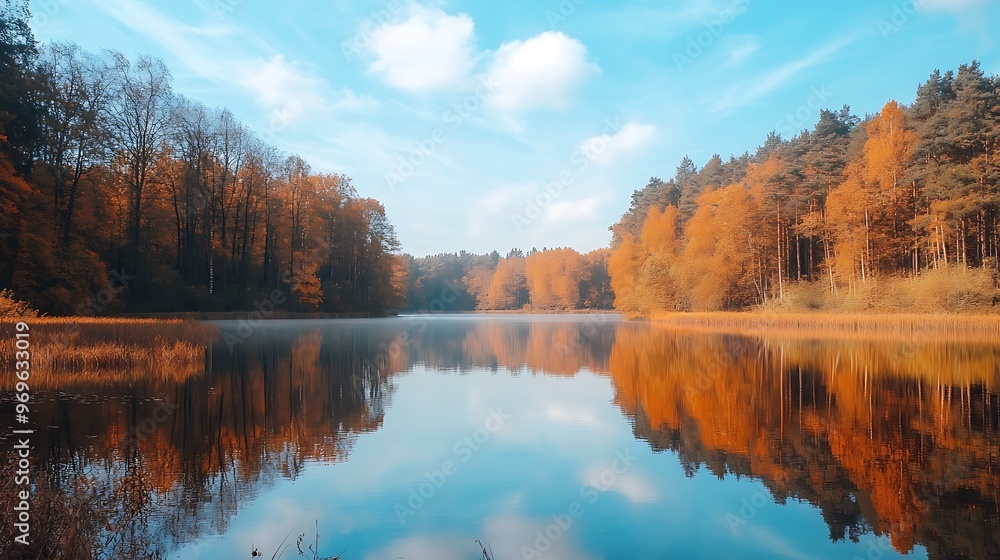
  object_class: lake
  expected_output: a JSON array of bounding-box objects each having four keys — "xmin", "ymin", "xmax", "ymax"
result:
[{"xmin": 2, "ymin": 314, "xmax": 999, "ymax": 559}]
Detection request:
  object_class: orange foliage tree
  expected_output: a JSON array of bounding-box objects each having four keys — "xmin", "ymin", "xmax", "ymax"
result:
[{"xmin": 525, "ymin": 248, "xmax": 585, "ymax": 310}]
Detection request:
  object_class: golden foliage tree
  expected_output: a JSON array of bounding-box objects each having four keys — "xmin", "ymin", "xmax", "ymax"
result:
[{"xmin": 487, "ymin": 257, "xmax": 527, "ymax": 310}]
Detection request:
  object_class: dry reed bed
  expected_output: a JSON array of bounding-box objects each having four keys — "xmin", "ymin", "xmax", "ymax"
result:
[
  {"xmin": 0, "ymin": 320, "xmax": 217, "ymax": 389},
  {"xmin": 648, "ymin": 311, "xmax": 1000, "ymax": 344}
]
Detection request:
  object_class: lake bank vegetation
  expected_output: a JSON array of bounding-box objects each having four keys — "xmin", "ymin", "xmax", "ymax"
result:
[
  {"xmin": 4, "ymin": 0, "xmax": 1000, "ymax": 322},
  {"xmin": 402, "ymin": 62, "xmax": 1000, "ymax": 319},
  {"xmin": 0, "ymin": 320, "xmax": 216, "ymax": 389},
  {"xmin": 0, "ymin": 3, "xmax": 406, "ymax": 317},
  {"xmin": 609, "ymin": 62, "xmax": 1000, "ymax": 318}
]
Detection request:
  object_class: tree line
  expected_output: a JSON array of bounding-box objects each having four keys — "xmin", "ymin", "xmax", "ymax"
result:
[
  {"xmin": 611, "ymin": 61, "xmax": 1000, "ymax": 316},
  {"xmin": 0, "ymin": 2, "xmax": 405, "ymax": 314},
  {"xmin": 404, "ymin": 247, "xmax": 613, "ymax": 311}
]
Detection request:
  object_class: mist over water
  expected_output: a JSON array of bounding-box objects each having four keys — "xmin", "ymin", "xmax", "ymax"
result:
[{"xmin": 2, "ymin": 315, "xmax": 998, "ymax": 559}]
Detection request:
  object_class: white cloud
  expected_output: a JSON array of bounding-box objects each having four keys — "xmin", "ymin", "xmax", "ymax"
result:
[
  {"xmin": 580, "ymin": 464, "xmax": 658, "ymax": 504},
  {"xmin": 615, "ymin": 475, "xmax": 659, "ymax": 504},
  {"xmin": 544, "ymin": 196, "xmax": 602, "ymax": 224},
  {"xmin": 96, "ymin": 0, "xmax": 371, "ymax": 128},
  {"xmin": 481, "ymin": 516, "xmax": 598, "ymax": 560},
  {"xmin": 366, "ymin": 4, "xmax": 477, "ymax": 93},
  {"xmin": 365, "ymin": 535, "xmax": 470, "ymax": 560},
  {"xmin": 238, "ymin": 55, "xmax": 328, "ymax": 124},
  {"xmin": 484, "ymin": 31, "xmax": 598, "ymax": 113},
  {"xmin": 578, "ymin": 122, "xmax": 656, "ymax": 166},
  {"xmin": 545, "ymin": 404, "xmax": 602, "ymax": 427},
  {"xmin": 330, "ymin": 89, "xmax": 380, "ymax": 112}
]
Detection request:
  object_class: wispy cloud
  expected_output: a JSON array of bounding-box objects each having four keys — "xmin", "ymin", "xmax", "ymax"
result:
[
  {"xmin": 918, "ymin": 0, "xmax": 987, "ymax": 17},
  {"xmin": 94, "ymin": 0, "xmax": 371, "ymax": 127},
  {"xmin": 94, "ymin": 0, "xmax": 232, "ymax": 79},
  {"xmin": 601, "ymin": 0, "xmax": 751, "ymax": 38},
  {"xmin": 723, "ymin": 35, "xmax": 760, "ymax": 68},
  {"xmin": 712, "ymin": 35, "xmax": 854, "ymax": 114}
]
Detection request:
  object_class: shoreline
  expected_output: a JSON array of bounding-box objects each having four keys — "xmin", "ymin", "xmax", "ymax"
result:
[
  {"xmin": 645, "ymin": 311, "xmax": 1000, "ymax": 342},
  {"xmin": 9, "ymin": 309, "xmax": 1000, "ymax": 336}
]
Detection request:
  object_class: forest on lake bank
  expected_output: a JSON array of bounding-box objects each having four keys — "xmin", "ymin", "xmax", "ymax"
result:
[
  {"xmin": 0, "ymin": 2, "xmax": 406, "ymax": 316},
  {"xmin": 3, "ymin": 0, "xmax": 1000, "ymax": 319}
]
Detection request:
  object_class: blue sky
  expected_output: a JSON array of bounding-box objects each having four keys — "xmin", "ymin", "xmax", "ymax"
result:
[{"xmin": 28, "ymin": 0, "xmax": 1000, "ymax": 257}]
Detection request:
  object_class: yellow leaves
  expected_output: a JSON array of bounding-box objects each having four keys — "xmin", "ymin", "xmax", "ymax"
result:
[
  {"xmin": 640, "ymin": 204, "xmax": 679, "ymax": 251},
  {"xmin": 525, "ymin": 248, "xmax": 585, "ymax": 310},
  {"xmin": 863, "ymin": 100, "xmax": 916, "ymax": 195},
  {"xmin": 745, "ymin": 152, "xmax": 783, "ymax": 200},
  {"xmin": 609, "ymin": 233, "xmax": 644, "ymax": 316},
  {"xmin": 487, "ymin": 257, "xmax": 527, "ymax": 310},
  {"xmin": 825, "ymin": 166, "xmax": 869, "ymax": 286},
  {"xmin": 291, "ymin": 249, "xmax": 323, "ymax": 310}
]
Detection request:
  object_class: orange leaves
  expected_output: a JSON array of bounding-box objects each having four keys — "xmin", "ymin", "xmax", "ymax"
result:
[
  {"xmin": 291, "ymin": 249, "xmax": 323, "ymax": 310},
  {"xmin": 609, "ymin": 233, "xmax": 644, "ymax": 316},
  {"xmin": 640, "ymin": 204, "xmax": 679, "ymax": 250},
  {"xmin": 682, "ymin": 183, "xmax": 761, "ymax": 310},
  {"xmin": 826, "ymin": 164, "xmax": 869, "ymax": 286},
  {"xmin": 525, "ymin": 248, "xmax": 585, "ymax": 310},
  {"xmin": 610, "ymin": 206, "xmax": 684, "ymax": 316},
  {"xmin": 488, "ymin": 257, "xmax": 528, "ymax": 310},
  {"xmin": 863, "ymin": 100, "xmax": 916, "ymax": 195}
]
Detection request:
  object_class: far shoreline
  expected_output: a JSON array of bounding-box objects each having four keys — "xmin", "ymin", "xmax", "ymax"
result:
[
  {"xmin": 10, "ymin": 307, "xmax": 1000, "ymax": 329},
  {"xmin": 644, "ymin": 310, "xmax": 1000, "ymax": 342}
]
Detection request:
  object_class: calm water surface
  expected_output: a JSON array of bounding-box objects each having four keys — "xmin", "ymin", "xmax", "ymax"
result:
[{"xmin": 3, "ymin": 314, "xmax": 999, "ymax": 559}]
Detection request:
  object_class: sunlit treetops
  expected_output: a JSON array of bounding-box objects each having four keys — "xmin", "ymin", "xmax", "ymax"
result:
[{"xmin": 610, "ymin": 61, "xmax": 1000, "ymax": 316}]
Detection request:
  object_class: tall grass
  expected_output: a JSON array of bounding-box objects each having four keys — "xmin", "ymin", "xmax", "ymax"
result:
[
  {"xmin": 0, "ymin": 320, "xmax": 217, "ymax": 389},
  {"xmin": 763, "ymin": 266, "xmax": 1000, "ymax": 314},
  {"xmin": 649, "ymin": 310, "xmax": 1000, "ymax": 342}
]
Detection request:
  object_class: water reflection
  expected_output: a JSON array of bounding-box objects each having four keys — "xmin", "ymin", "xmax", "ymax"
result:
[
  {"xmin": 0, "ymin": 316, "xmax": 997, "ymax": 559},
  {"xmin": 610, "ymin": 325, "xmax": 1000, "ymax": 558}
]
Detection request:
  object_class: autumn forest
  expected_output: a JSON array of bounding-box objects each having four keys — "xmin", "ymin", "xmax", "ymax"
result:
[
  {"xmin": 3, "ymin": 1, "xmax": 1000, "ymax": 317},
  {"xmin": 406, "ymin": 61, "xmax": 1000, "ymax": 317},
  {"xmin": 0, "ymin": 4, "xmax": 405, "ymax": 315}
]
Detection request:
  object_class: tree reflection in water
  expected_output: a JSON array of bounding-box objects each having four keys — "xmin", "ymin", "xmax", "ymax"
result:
[{"xmin": 0, "ymin": 317, "xmax": 997, "ymax": 559}]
